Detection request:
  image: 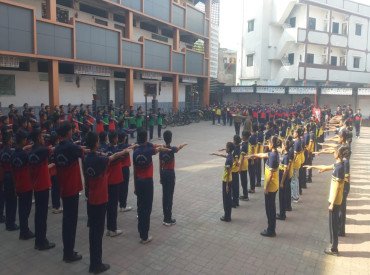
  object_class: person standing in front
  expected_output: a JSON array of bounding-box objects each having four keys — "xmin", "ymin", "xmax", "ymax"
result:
[
  {"xmin": 353, "ymin": 109, "xmax": 362, "ymax": 139},
  {"xmin": 133, "ymin": 130, "xmax": 169, "ymax": 243},
  {"xmin": 54, "ymin": 122, "xmax": 84, "ymax": 263}
]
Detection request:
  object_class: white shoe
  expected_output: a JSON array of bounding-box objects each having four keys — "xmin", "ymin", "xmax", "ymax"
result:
[
  {"xmin": 140, "ymin": 236, "xmax": 153, "ymax": 244},
  {"xmin": 163, "ymin": 222, "xmax": 171, "ymax": 227},
  {"xmin": 120, "ymin": 206, "xmax": 133, "ymax": 212},
  {"xmin": 52, "ymin": 207, "xmax": 63, "ymax": 214},
  {"xmin": 106, "ymin": 229, "xmax": 123, "ymax": 237}
]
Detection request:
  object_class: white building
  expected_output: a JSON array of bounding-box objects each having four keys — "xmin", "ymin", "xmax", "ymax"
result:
[{"xmin": 239, "ymin": 0, "xmax": 370, "ymax": 87}]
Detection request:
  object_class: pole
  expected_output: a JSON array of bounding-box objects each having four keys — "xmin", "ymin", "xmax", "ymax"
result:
[{"xmin": 145, "ymin": 94, "xmax": 148, "ymax": 131}]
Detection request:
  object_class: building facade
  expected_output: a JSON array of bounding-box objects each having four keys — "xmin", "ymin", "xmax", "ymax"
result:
[
  {"xmin": 239, "ymin": 0, "xmax": 370, "ymax": 88},
  {"xmin": 0, "ymin": 0, "xmax": 212, "ymax": 110},
  {"xmin": 218, "ymin": 48, "xmax": 236, "ymax": 86}
]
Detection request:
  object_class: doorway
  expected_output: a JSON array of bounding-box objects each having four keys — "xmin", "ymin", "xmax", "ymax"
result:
[
  {"xmin": 96, "ymin": 79, "xmax": 110, "ymax": 106},
  {"xmin": 115, "ymin": 80, "xmax": 125, "ymax": 107}
]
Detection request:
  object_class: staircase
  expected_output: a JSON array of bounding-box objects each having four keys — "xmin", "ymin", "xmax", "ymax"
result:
[
  {"xmin": 273, "ymin": 0, "xmax": 299, "ymax": 25},
  {"xmin": 269, "ymin": 27, "xmax": 297, "ymax": 60}
]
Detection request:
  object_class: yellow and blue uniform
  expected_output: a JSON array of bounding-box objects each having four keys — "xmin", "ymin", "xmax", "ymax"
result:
[
  {"xmin": 231, "ymin": 145, "xmax": 240, "ymax": 207},
  {"xmin": 239, "ymin": 141, "xmax": 249, "ymax": 198},
  {"xmin": 222, "ymin": 153, "xmax": 233, "ymax": 221},
  {"xmin": 339, "ymin": 158, "xmax": 350, "ymax": 235},
  {"xmin": 248, "ymin": 134, "xmax": 258, "ymax": 190},
  {"xmin": 264, "ymin": 150, "xmax": 279, "ymax": 235}
]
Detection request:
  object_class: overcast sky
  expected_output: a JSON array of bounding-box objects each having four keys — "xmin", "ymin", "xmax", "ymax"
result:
[{"xmin": 219, "ymin": 0, "xmax": 370, "ymax": 51}]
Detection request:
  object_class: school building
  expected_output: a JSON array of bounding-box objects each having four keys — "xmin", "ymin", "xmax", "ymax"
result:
[{"xmin": 0, "ymin": 0, "xmax": 213, "ymax": 111}]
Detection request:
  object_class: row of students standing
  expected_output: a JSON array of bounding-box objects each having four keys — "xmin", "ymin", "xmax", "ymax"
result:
[{"xmin": 214, "ymin": 117, "xmax": 353, "ymax": 255}]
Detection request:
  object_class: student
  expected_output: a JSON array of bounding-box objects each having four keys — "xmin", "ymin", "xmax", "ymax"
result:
[
  {"xmin": 291, "ymin": 128, "xmax": 304, "ymax": 203},
  {"xmin": 133, "ymin": 130, "xmax": 169, "ymax": 244},
  {"xmin": 248, "ymin": 125, "xmax": 258, "ymax": 193},
  {"xmin": 49, "ymin": 133, "xmax": 62, "ymax": 214},
  {"xmin": 118, "ymin": 132, "xmax": 132, "ymax": 212},
  {"xmin": 54, "ymin": 122, "xmax": 84, "ymax": 263},
  {"xmin": 148, "ymin": 110, "xmax": 155, "ymax": 140},
  {"xmin": 159, "ymin": 130, "xmax": 187, "ymax": 226},
  {"xmin": 84, "ymin": 132, "xmax": 131, "ymax": 274},
  {"xmin": 157, "ymin": 108, "xmax": 163, "ymax": 139},
  {"xmin": 239, "ymin": 131, "xmax": 250, "ymax": 201},
  {"xmin": 0, "ymin": 132, "xmax": 18, "ymax": 231},
  {"xmin": 353, "ymin": 109, "xmax": 362, "ymax": 138},
  {"xmin": 28, "ymin": 129, "xmax": 56, "ymax": 250},
  {"xmin": 211, "ymin": 142, "xmax": 234, "ymax": 222},
  {"xmin": 276, "ymin": 139, "xmax": 293, "ymax": 221},
  {"xmin": 11, "ymin": 130, "xmax": 34, "ymax": 240},
  {"xmin": 231, "ymin": 135, "xmax": 241, "ymax": 208},
  {"xmin": 305, "ymin": 146, "xmax": 348, "ymax": 255},
  {"xmin": 105, "ymin": 131, "xmax": 129, "ymax": 237}
]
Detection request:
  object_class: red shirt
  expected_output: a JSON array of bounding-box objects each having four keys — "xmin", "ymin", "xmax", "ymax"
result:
[
  {"xmin": 108, "ymin": 160, "xmax": 123, "ymax": 185},
  {"xmin": 11, "ymin": 148, "xmax": 33, "ymax": 193},
  {"xmin": 29, "ymin": 146, "xmax": 52, "ymax": 192}
]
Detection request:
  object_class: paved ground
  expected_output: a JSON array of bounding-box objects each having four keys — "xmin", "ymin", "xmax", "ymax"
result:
[{"xmin": 1, "ymin": 122, "xmax": 370, "ymax": 275}]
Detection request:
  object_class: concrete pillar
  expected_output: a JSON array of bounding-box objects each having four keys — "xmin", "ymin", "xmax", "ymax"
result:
[
  {"xmin": 48, "ymin": 60, "xmax": 60, "ymax": 106},
  {"xmin": 173, "ymin": 28, "xmax": 180, "ymax": 51},
  {"xmin": 125, "ymin": 11, "xmax": 134, "ymax": 39},
  {"xmin": 203, "ymin": 78, "xmax": 210, "ymax": 107},
  {"xmin": 46, "ymin": 0, "xmax": 57, "ymax": 21},
  {"xmin": 125, "ymin": 69, "xmax": 134, "ymax": 109},
  {"xmin": 172, "ymin": 75, "xmax": 179, "ymax": 112}
]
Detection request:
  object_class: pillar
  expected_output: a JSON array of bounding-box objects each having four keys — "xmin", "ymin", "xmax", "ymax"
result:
[
  {"xmin": 125, "ymin": 69, "xmax": 134, "ymax": 109},
  {"xmin": 172, "ymin": 75, "xmax": 179, "ymax": 112},
  {"xmin": 125, "ymin": 11, "xmax": 134, "ymax": 39},
  {"xmin": 203, "ymin": 78, "xmax": 210, "ymax": 107},
  {"xmin": 46, "ymin": 0, "xmax": 57, "ymax": 21},
  {"xmin": 48, "ymin": 60, "xmax": 60, "ymax": 106},
  {"xmin": 173, "ymin": 28, "xmax": 180, "ymax": 51},
  {"xmin": 205, "ymin": 0, "xmax": 211, "ymax": 18}
]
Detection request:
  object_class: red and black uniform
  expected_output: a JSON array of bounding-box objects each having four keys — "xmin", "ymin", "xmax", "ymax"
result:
[
  {"xmin": 29, "ymin": 145, "xmax": 53, "ymax": 247},
  {"xmin": 133, "ymin": 143, "xmax": 156, "ymax": 241},
  {"xmin": 118, "ymin": 143, "xmax": 131, "ymax": 209},
  {"xmin": 84, "ymin": 151, "xmax": 109, "ymax": 272},
  {"xmin": 11, "ymin": 148, "xmax": 33, "ymax": 238},
  {"xmin": 159, "ymin": 146, "xmax": 178, "ymax": 223},
  {"xmin": 54, "ymin": 140, "xmax": 83, "ymax": 260},
  {"xmin": 105, "ymin": 145, "xmax": 123, "ymax": 232},
  {"xmin": 0, "ymin": 146, "xmax": 17, "ymax": 230}
]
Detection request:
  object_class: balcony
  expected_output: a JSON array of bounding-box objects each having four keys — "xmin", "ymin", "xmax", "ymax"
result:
[{"xmin": 331, "ymin": 34, "xmax": 348, "ymax": 48}]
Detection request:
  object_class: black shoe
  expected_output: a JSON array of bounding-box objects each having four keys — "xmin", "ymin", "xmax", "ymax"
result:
[
  {"xmin": 324, "ymin": 248, "xmax": 338, "ymax": 256},
  {"xmin": 170, "ymin": 219, "xmax": 177, "ymax": 225},
  {"xmin": 6, "ymin": 224, "xmax": 19, "ymax": 231},
  {"xmin": 338, "ymin": 232, "xmax": 346, "ymax": 237},
  {"xmin": 307, "ymin": 178, "xmax": 312, "ymax": 183},
  {"xmin": 35, "ymin": 241, "xmax": 56, "ymax": 251},
  {"xmin": 286, "ymin": 207, "xmax": 292, "ymax": 211},
  {"xmin": 256, "ymin": 183, "xmax": 261, "ymax": 187},
  {"xmin": 239, "ymin": 196, "xmax": 249, "ymax": 201},
  {"xmin": 248, "ymin": 189, "xmax": 255, "ymax": 194},
  {"xmin": 232, "ymin": 205, "xmax": 237, "ymax": 208},
  {"xmin": 220, "ymin": 216, "xmax": 231, "ymax": 222},
  {"xmin": 260, "ymin": 229, "xmax": 276, "ymax": 237},
  {"xmin": 276, "ymin": 214, "xmax": 286, "ymax": 221},
  {"xmin": 19, "ymin": 230, "xmax": 35, "ymax": 240},
  {"xmin": 0, "ymin": 215, "xmax": 5, "ymax": 223},
  {"xmin": 63, "ymin": 252, "xmax": 83, "ymax": 263},
  {"xmin": 302, "ymin": 185, "xmax": 307, "ymax": 189},
  {"xmin": 89, "ymin": 263, "xmax": 110, "ymax": 274}
]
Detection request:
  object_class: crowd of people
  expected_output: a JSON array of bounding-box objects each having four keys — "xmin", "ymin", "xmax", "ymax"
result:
[
  {"xmin": 210, "ymin": 101, "xmax": 361, "ymax": 256},
  {"xmin": 0, "ymin": 102, "xmax": 185, "ymax": 274},
  {"xmin": 0, "ymin": 100, "xmax": 364, "ymax": 273}
]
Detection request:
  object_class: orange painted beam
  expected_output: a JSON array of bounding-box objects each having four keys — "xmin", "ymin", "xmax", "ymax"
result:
[
  {"xmin": 48, "ymin": 60, "xmax": 60, "ymax": 106},
  {"xmin": 46, "ymin": 0, "xmax": 57, "ymax": 21},
  {"xmin": 203, "ymin": 77, "xmax": 210, "ymax": 107},
  {"xmin": 173, "ymin": 28, "xmax": 180, "ymax": 51},
  {"xmin": 172, "ymin": 74, "xmax": 179, "ymax": 112},
  {"xmin": 125, "ymin": 69, "xmax": 134, "ymax": 109},
  {"xmin": 125, "ymin": 11, "xmax": 134, "ymax": 39}
]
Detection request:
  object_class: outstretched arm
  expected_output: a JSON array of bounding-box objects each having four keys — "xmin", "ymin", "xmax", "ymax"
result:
[{"xmin": 210, "ymin": 152, "xmax": 227, "ymax": 158}]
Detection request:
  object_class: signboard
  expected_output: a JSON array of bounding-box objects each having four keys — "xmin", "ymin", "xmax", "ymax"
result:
[
  {"xmin": 142, "ymin": 72, "xmax": 162, "ymax": 81},
  {"xmin": 74, "ymin": 64, "xmax": 112, "ymax": 77},
  {"xmin": 289, "ymin": 87, "xmax": 316, "ymax": 95},
  {"xmin": 321, "ymin": 88, "xmax": 352, "ymax": 95},
  {"xmin": 231, "ymin": 86, "xmax": 254, "ymax": 93},
  {"xmin": 256, "ymin": 87, "xmax": 285, "ymax": 94},
  {"xmin": 182, "ymin": 76, "xmax": 197, "ymax": 84},
  {"xmin": 358, "ymin": 88, "xmax": 370, "ymax": 96},
  {"xmin": 0, "ymin": 56, "xmax": 20, "ymax": 68}
]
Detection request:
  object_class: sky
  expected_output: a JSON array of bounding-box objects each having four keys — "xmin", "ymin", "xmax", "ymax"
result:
[{"xmin": 219, "ymin": 0, "xmax": 370, "ymax": 51}]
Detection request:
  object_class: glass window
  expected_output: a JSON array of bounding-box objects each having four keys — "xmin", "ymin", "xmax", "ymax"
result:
[
  {"xmin": 353, "ymin": 57, "xmax": 360, "ymax": 68},
  {"xmin": 330, "ymin": 56, "xmax": 337, "ymax": 66},
  {"xmin": 288, "ymin": 53, "xmax": 294, "ymax": 65},
  {"xmin": 306, "ymin": 53, "xmax": 314, "ymax": 64},
  {"xmin": 289, "ymin": 17, "xmax": 296, "ymax": 28},
  {"xmin": 308, "ymin": 17, "xmax": 316, "ymax": 30},
  {"xmin": 355, "ymin": 24, "xmax": 362, "ymax": 36},
  {"xmin": 247, "ymin": 54, "xmax": 254, "ymax": 66},
  {"xmin": 0, "ymin": 75, "xmax": 16, "ymax": 96},
  {"xmin": 248, "ymin": 20, "xmax": 254, "ymax": 32},
  {"xmin": 332, "ymin": 22, "xmax": 339, "ymax": 34}
]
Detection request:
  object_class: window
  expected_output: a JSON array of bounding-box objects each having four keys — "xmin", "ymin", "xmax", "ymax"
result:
[
  {"xmin": 247, "ymin": 54, "xmax": 254, "ymax": 66},
  {"xmin": 308, "ymin": 17, "xmax": 316, "ymax": 30},
  {"xmin": 140, "ymin": 22, "xmax": 158, "ymax": 33},
  {"xmin": 330, "ymin": 56, "xmax": 337, "ymax": 66},
  {"xmin": 306, "ymin": 53, "xmax": 314, "ymax": 64},
  {"xmin": 0, "ymin": 75, "xmax": 16, "ymax": 96},
  {"xmin": 248, "ymin": 20, "xmax": 254, "ymax": 32},
  {"xmin": 79, "ymin": 3, "xmax": 108, "ymax": 18},
  {"xmin": 113, "ymin": 13, "xmax": 125, "ymax": 23},
  {"xmin": 355, "ymin": 24, "xmax": 362, "ymax": 36},
  {"xmin": 288, "ymin": 53, "xmax": 294, "ymax": 65},
  {"xmin": 342, "ymin": 23, "xmax": 348, "ymax": 35},
  {"xmin": 353, "ymin": 57, "xmax": 360, "ymax": 68},
  {"xmin": 289, "ymin": 17, "xmax": 296, "ymax": 28},
  {"xmin": 332, "ymin": 22, "xmax": 339, "ymax": 34}
]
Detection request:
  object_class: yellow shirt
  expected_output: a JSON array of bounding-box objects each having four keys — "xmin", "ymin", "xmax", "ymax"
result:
[
  {"xmin": 222, "ymin": 166, "xmax": 232, "ymax": 182},
  {"xmin": 264, "ymin": 151, "xmax": 279, "ymax": 192},
  {"xmin": 239, "ymin": 152, "xmax": 248, "ymax": 171},
  {"xmin": 329, "ymin": 176, "xmax": 344, "ymax": 205}
]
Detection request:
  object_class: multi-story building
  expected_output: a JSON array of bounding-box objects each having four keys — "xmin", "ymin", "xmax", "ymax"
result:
[
  {"xmin": 239, "ymin": 0, "xmax": 370, "ymax": 87},
  {"xmin": 0, "ymin": 0, "xmax": 211, "ymax": 110}
]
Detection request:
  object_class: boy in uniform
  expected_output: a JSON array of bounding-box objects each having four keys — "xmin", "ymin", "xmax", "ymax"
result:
[{"xmin": 239, "ymin": 131, "xmax": 250, "ymax": 201}]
